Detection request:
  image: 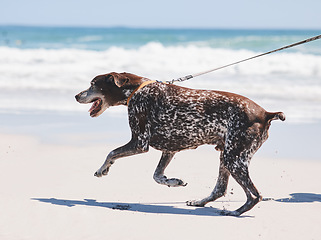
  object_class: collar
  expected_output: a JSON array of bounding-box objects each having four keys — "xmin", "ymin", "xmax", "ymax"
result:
[{"xmin": 126, "ymin": 80, "xmax": 157, "ymax": 105}]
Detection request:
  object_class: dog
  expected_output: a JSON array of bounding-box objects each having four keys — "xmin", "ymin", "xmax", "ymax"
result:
[{"xmin": 75, "ymin": 72, "xmax": 285, "ymax": 216}]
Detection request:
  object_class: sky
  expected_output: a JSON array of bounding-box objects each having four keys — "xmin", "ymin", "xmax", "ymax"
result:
[{"xmin": 1, "ymin": 0, "xmax": 321, "ymax": 29}]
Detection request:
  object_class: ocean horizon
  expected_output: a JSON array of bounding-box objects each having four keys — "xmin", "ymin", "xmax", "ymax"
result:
[{"xmin": 1, "ymin": 25, "xmax": 320, "ymax": 50}]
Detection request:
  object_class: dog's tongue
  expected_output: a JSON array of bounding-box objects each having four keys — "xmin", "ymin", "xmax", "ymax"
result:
[{"xmin": 88, "ymin": 99, "xmax": 101, "ymax": 113}]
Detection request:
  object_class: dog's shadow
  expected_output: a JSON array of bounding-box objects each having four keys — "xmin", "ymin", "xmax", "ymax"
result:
[
  {"xmin": 31, "ymin": 198, "xmax": 250, "ymax": 217},
  {"xmin": 32, "ymin": 192, "xmax": 321, "ymax": 217},
  {"xmin": 275, "ymin": 193, "xmax": 321, "ymax": 203}
]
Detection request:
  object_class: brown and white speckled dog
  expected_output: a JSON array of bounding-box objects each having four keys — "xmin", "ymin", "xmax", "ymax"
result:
[{"xmin": 75, "ymin": 72, "xmax": 285, "ymax": 216}]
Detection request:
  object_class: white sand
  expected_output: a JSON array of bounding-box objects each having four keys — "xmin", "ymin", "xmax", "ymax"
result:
[{"xmin": 0, "ymin": 130, "xmax": 320, "ymax": 240}]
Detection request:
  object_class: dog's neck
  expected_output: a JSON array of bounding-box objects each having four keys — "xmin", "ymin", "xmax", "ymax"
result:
[
  {"xmin": 117, "ymin": 77, "xmax": 153, "ymax": 106},
  {"xmin": 126, "ymin": 80, "xmax": 156, "ymax": 105}
]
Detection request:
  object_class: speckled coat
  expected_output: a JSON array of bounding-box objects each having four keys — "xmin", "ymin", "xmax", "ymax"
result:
[{"xmin": 75, "ymin": 72, "xmax": 285, "ymax": 216}]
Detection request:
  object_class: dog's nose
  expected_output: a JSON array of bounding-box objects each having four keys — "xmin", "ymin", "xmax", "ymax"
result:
[{"xmin": 75, "ymin": 94, "xmax": 80, "ymax": 101}]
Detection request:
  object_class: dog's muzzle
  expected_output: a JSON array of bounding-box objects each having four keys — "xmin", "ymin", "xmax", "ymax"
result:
[
  {"xmin": 75, "ymin": 91, "xmax": 89, "ymax": 103},
  {"xmin": 75, "ymin": 90, "xmax": 107, "ymax": 117}
]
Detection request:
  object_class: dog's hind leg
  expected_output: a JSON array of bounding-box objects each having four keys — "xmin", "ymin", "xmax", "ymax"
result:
[
  {"xmin": 222, "ymin": 149, "xmax": 262, "ymax": 216},
  {"xmin": 153, "ymin": 151, "xmax": 187, "ymax": 187},
  {"xmin": 187, "ymin": 152, "xmax": 230, "ymax": 206},
  {"xmin": 224, "ymin": 162, "xmax": 262, "ymax": 216}
]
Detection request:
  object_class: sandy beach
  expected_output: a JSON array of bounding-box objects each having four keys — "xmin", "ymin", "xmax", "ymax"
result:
[
  {"xmin": 1, "ymin": 12, "xmax": 321, "ymax": 240},
  {"xmin": 0, "ymin": 111, "xmax": 320, "ymax": 240}
]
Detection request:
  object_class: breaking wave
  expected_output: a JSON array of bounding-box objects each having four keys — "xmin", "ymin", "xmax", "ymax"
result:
[{"xmin": 1, "ymin": 42, "xmax": 321, "ymax": 123}]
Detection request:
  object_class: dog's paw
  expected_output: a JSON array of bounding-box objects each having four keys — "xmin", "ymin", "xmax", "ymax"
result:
[
  {"xmin": 219, "ymin": 210, "xmax": 240, "ymax": 217},
  {"xmin": 154, "ymin": 175, "xmax": 187, "ymax": 187},
  {"xmin": 186, "ymin": 200, "xmax": 205, "ymax": 207},
  {"xmin": 94, "ymin": 167, "xmax": 109, "ymax": 178},
  {"xmin": 165, "ymin": 178, "xmax": 187, "ymax": 187}
]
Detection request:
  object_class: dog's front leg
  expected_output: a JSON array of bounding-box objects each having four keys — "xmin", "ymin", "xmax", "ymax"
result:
[
  {"xmin": 94, "ymin": 139, "xmax": 147, "ymax": 177},
  {"xmin": 95, "ymin": 106, "xmax": 150, "ymax": 177}
]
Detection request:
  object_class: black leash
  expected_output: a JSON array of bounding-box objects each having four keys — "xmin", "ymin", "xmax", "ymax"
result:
[{"xmin": 167, "ymin": 34, "xmax": 321, "ymax": 84}]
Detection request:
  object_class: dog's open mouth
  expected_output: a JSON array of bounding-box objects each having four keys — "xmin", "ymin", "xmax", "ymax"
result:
[{"xmin": 88, "ymin": 98, "xmax": 102, "ymax": 117}]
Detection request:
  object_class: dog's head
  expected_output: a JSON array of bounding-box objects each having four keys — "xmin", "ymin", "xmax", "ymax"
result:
[{"xmin": 75, "ymin": 72, "xmax": 143, "ymax": 117}]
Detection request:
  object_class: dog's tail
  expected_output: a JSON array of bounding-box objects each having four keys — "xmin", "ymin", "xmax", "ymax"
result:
[{"xmin": 266, "ymin": 111, "xmax": 286, "ymax": 122}]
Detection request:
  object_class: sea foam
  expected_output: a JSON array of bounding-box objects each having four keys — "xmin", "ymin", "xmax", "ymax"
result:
[{"xmin": 1, "ymin": 43, "xmax": 321, "ymax": 123}]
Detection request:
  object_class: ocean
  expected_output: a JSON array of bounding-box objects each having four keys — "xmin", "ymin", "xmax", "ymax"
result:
[{"xmin": 1, "ymin": 26, "xmax": 321, "ymax": 123}]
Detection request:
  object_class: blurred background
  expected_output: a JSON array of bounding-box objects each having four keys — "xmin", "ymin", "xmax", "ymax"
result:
[{"xmin": 0, "ymin": 0, "xmax": 320, "ymax": 159}]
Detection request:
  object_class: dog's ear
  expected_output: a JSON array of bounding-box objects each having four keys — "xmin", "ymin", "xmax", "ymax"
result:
[{"xmin": 109, "ymin": 72, "xmax": 130, "ymax": 88}]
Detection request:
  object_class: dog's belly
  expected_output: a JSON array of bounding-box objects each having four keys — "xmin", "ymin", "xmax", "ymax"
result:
[
  {"xmin": 149, "ymin": 117, "xmax": 226, "ymax": 152},
  {"xmin": 150, "ymin": 133, "xmax": 224, "ymax": 152}
]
